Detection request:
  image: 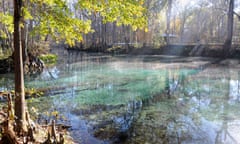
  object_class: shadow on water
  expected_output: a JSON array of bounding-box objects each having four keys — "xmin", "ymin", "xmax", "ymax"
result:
[{"xmin": 1, "ymin": 49, "xmax": 240, "ymax": 144}]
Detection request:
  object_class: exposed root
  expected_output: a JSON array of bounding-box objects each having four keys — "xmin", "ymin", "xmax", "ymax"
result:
[{"xmin": 0, "ymin": 92, "xmax": 74, "ymax": 144}]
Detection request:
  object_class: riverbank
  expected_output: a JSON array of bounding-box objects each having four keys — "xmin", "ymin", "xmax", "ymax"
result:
[
  {"xmin": 0, "ymin": 43, "xmax": 239, "ymax": 74},
  {"xmin": 66, "ymin": 43, "xmax": 240, "ymax": 58}
]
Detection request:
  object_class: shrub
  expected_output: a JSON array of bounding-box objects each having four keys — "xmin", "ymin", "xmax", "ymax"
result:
[{"xmin": 38, "ymin": 54, "xmax": 58, "ymax": 65}]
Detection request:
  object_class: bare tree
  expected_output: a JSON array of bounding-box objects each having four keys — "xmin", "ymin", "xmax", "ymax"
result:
[
  {"xmin": 223, "ymin": 0, "xmax": 234, "ymax": 57},
  {"xmin": 166, "ymin": 0, "xmax": 172, "ymax": 45}
]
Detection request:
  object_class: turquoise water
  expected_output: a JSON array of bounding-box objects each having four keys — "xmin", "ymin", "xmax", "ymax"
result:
[{"xmin": 1, "ymin": 51, "xmax": 240, "ymax": 144}]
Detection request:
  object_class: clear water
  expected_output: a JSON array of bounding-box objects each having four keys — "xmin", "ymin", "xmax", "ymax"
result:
[{"xmin": 1, "ymin": 50, "xmax": 240, "ymax": 144}]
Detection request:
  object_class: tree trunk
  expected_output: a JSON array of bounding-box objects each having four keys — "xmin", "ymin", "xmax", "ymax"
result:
[
  {"xmin": 21, "ymin": 14, "xmax": 27, "ymax": 64},
  {"xmin": 223, "ymin": 0, "xmax": 234, "ymax": 57},
  {"xmin": 179, "ymin": 17, "xmax": 186, "ymax": 42},
  {"xmin": 166, "ymin": 0, "xmax": 172, "ymax": 45},
  {"xmin": 13, "ymin": 0, "xmax": 27, "ymax": 133}
]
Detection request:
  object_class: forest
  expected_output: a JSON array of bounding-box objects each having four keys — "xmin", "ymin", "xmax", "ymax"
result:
[
  {"xmin": 0, "ymin": 0, "xmax": 240, "ymax": 144},
  {"xmin": 1, "ymin": 0, "xmax": 240, "ymax": 57}
]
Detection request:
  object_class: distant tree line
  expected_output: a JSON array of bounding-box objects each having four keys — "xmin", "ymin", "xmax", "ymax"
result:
[{"xmin": 0, "ymin": 0, "xmax": 239, "ymax": 55}]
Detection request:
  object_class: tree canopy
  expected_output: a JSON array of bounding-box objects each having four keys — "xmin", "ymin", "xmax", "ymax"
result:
[
  {"xmin": 1, "ymin": 0, "xmax": 240, "ymax": 51},
  {"xmin": 0, "ymin": 0, "xmax": 147, "ymax": 47}
]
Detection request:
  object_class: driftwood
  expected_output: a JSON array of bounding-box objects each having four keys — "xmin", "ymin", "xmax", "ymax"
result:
[{"xmin": 41, "ymin": 124, "xmax": 71, "ymax": 130}]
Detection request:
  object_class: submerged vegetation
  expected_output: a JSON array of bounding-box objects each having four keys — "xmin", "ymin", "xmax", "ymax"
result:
[{"xmin": 1, "ymin": 50, "xmax": 240, "ymax": 143}]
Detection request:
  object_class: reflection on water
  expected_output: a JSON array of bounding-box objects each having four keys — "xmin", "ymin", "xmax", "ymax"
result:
[{"xmin": 1, "ymin": 50, "xmax": 240, "ymax": 143}]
